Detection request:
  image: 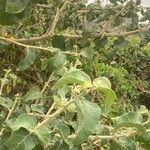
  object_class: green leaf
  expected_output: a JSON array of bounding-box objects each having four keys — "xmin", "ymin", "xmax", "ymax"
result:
[
  {"xmin": 141, "ymin": 143, "xmax": 150, "ymax": 150},
  {"xmin": 136, "ymin": 132, "xmax": 150, "ymax": 144},
  {"xmin": 34, "ymin": 125, "xmax": 51, "ymax": 146},
  {"xmin": 114, "ymin": 112, "xmax": 145, "ymax": 132},
  {"xmin": 51, "ymin": 141, "xmax": 70, "ymax": 150},
  {"xmin": 55, "ymin": 123, "xmax": 70, "ymax": 139},
  {"xmin": 113, "ymin": 37, "xmax": 129, "ymax": 48},
  {"xmin": 22, "ymin": 87, "xmax": 42, "ymax": 103},
  {"xmin": 73, "ymin": 100, "xmax": 101, "ymax": 145},
  {"xmin": 110, "ymin": 137, "xmax": 136, "ymax": 150},
  {"xmin": 0, "ymin": 97, "xmax": 13, "ymax": 110},
  {"xmin": 0, "ymin": 0, "xmax": 25, "ymax": 25},
  {"xmin": 6, "ymin": 0, "xmax": 29, "ymax": 14},
  {"xmin": 52, "ymin": 35, "xmax": 66, "ymax": 50},
  {"xmin": 17, "ymin": 48, "xmax": 37, "ymax": 71},
  {"xmin": 118, "ymin": 137, "xmax": 136, "ymax": 150},
  {"xmin": 54, "ymin": 70, "xmax": 91, "ymax": 88},
  {"xmin": 94, "ymin": 37, "xmax": 108, "ymax": 49},
  {"xmin": 50, "ymin": 52, "xmax": 67, "ymax": 68},
  {"xmin": 93, "ymin": 77, "xmax": 117, "ymax": 113},
  {"xmin": 12, "ymin": 114, "xmax": 37, "ymax": 131},
  {"xmin": 4, "ymin": 128, "xmax": 38, "ymax": 150},
  {"xmin": 93, "ymin": 77, "xmax": 111, "ymax": 89},
  {"xmin": 109, "ymin": 0, "xmax": 117, "ymax": 4},
  {"xmin": 114, "ymin": 122, "xmax": 146, "ymax": 132},
  {"xmin": 116, "ymin": 112, "xmax": 143, "ymax": 124},
  {"xmin": 31, "ymin": 104, "xmax": 46, "ymax": 114}
]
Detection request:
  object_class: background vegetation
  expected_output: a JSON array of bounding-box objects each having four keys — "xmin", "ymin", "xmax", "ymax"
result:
[{"xmin": 0, "ymin": 0, "xmax": 150, "ymax": 149}]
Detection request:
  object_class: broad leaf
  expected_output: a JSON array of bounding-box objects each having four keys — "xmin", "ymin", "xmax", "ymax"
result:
[
  {"xmin": 0, "ymin": 97, "xmax": 13, "ymax": 110},
  {"xmin": 50, "ymin": 141, "xmax": 70, "ymax": 150},
  {"xmin": 118, "ymin": 137, "xmax": 136, "ymax": 150},
  {"xmin": 0, "ymin": 0, "xmax": 25, "ymax": 25},
  {"xmin": 4, "ymin": 128, "xmax": 38, "ymax": 150},
  {"xmin": 55, "ymin": 123, "xmax": 70, "ymax": 139},
  {"xmin": 34, "ymin": 125, "xmax": 51, "ymax": 146},
  {"xmin": 136, "ymin": 132, "xmax": 150, "ymax": 144},
  {"xmin": 22, "ymin": 87, "xmax": 42, "ymax": 103},
  {"xmin": 31, "ymin": 104, "xmax": 46, "ymax": 114},
  {"xmin": 93, "ymin": 77, "xmax": 117, "ymax": 113},
  {"xmin": 116, "ymin": 112, "xmax": 143, "ymax": 124},
  {"xmin": 73, "ymin": 100, "xmax": 101, "ymax": 145},
  {"xmin": 94, "ymin": 37, "xmax": 108, "ymax": 49},
  {"xmin": 110, "ymin": 137, "xmax": 136, "ymax": 150},
  {"xmin": 17, "ymin": 48, "xmax": 37, "ymax": 71},
  {"xmin": 49, "ymin": 52, "xmax": 67, "ymax": 68},
  {"xmin": 12, "ymin": 114, "xmax": 37, "ymax": 131},
  {"xmin": 113, "ymin": 37, "xmax": 129, "ymax": 48},
  {"xmin": 114, "ymin": 122, "xmax": 146, "ymax": 132},
  {"xmin": 54, "ymin": 70, "xmax": 91, "ymax": 88},
  {"xmin": 93, "ymin": 77, "xmax": 111, "ymax": 89},
  {"xmin": 114, "ymin": 112, "xmax": 145, "ymax": 132},
  {"xmin": 52, "ymin": 35, "xmax": 66, "ymax": 50},
  {"xmin": 6, "ymin": 0, "xmax": 29, "ymax": 14}
]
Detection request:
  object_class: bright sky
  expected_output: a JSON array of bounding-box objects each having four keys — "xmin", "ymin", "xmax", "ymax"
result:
[{"xmin": 88, "ymin": 0, "xmax": 150, "ymax": 7}]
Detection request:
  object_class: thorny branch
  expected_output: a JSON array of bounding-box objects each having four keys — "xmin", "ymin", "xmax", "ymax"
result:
[{"xmin": 16, "ymin": 0, "xmax": 71, "ymax": 43}]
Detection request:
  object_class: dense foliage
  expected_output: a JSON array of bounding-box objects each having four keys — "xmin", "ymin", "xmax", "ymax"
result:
[{"xmin": 0, "ymin": 0, "xmax": 150, "ymax": 149}]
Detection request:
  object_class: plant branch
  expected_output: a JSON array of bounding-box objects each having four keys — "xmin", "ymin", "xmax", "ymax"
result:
[
  {"xmin": 90, "ymin": 129, "xmax": 150, "ymax": 143},
  {"xmin": 16, "ymin": 0, "xmax": 71, "ymax": 43},
  {"xmin": 0, "ymin": 79, "xmax": 4, "ymax": 97},
  {"xmin": 0, "ymin": 94, "xmax": 20, "ymax": 136},
  {"xmin": 103, "ymin": 3, "xmax": 129, "ymax": 32},
  {"xmin": 5, "ymin": 94, "xmax": 20, "ymax": 121},
  {"xmin": 45, "ymin": 102, "xmax": 56, "ymax": 116},
  {"xmin": 36, "ymin": 4, "xmax": 51, "ymax": 9},
  {"xmin": 0, "ymin": 36, "xmax": 79, "ymax": 56},
  {"xmin": 16, "ymin": 27, "xmax": 147, "ymax": 43},
  {"xmin": 33, "ymin": 98, "xmax": 75, "ymax": 130}
]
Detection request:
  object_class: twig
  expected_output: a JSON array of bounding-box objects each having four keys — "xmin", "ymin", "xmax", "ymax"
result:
[
  {"xmin": 41, "ymin": 73, "xmax": 54, "ymax": 94},
  {"xmin": 103, "ymin": 3, "xmax": 129, "ymax": 32},
  {"xmin": 90, "ymin": 129, "xmax": 150, "ymax": 142},
  {"xmin": 5, "ymin": 94, "xmax": 20, "ymax": 121},
  {"xmin": 0, "ymin": 36, "xmax": 79, "ymax": 55},
  {"xmin": 16, "ymin": 28, "xmax": 147, "ymax": 43},
  {"xmin": 33, "ymin": 98, "xmax": 75, "ymax": 130},
  {"xmin": 0, "ymin": 94, "xmax": 20, "ymax": 136},
  {"xmin": 45, "ymin": 102, "xmax": 56, "ymax": 117},
  {"xmin": 0, "ymin": 36, "xmax": 57, "ymax": 52},
  {"xmin": 0, "ymin": 69, "xmax": 11, "ymax": 96},
  {"xmin": 19, "ymin": 21, "xmax": 46, "ymax": 33},
  {"xmin": 0, "ymin": 79, "xmax": 4, "ymax": 97},
  {"xmin": 36, "ymin": 4, "xmax": 51, "ymax": 9}
]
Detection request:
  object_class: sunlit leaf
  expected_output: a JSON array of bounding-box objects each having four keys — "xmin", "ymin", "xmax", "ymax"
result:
[
  {"xmin": 54, "ymin": 70, "xmax": 91, "ymax": 88},
  {"xmin": 93, "ymin": 77, "xmax": 117, "ymax": 113}
]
